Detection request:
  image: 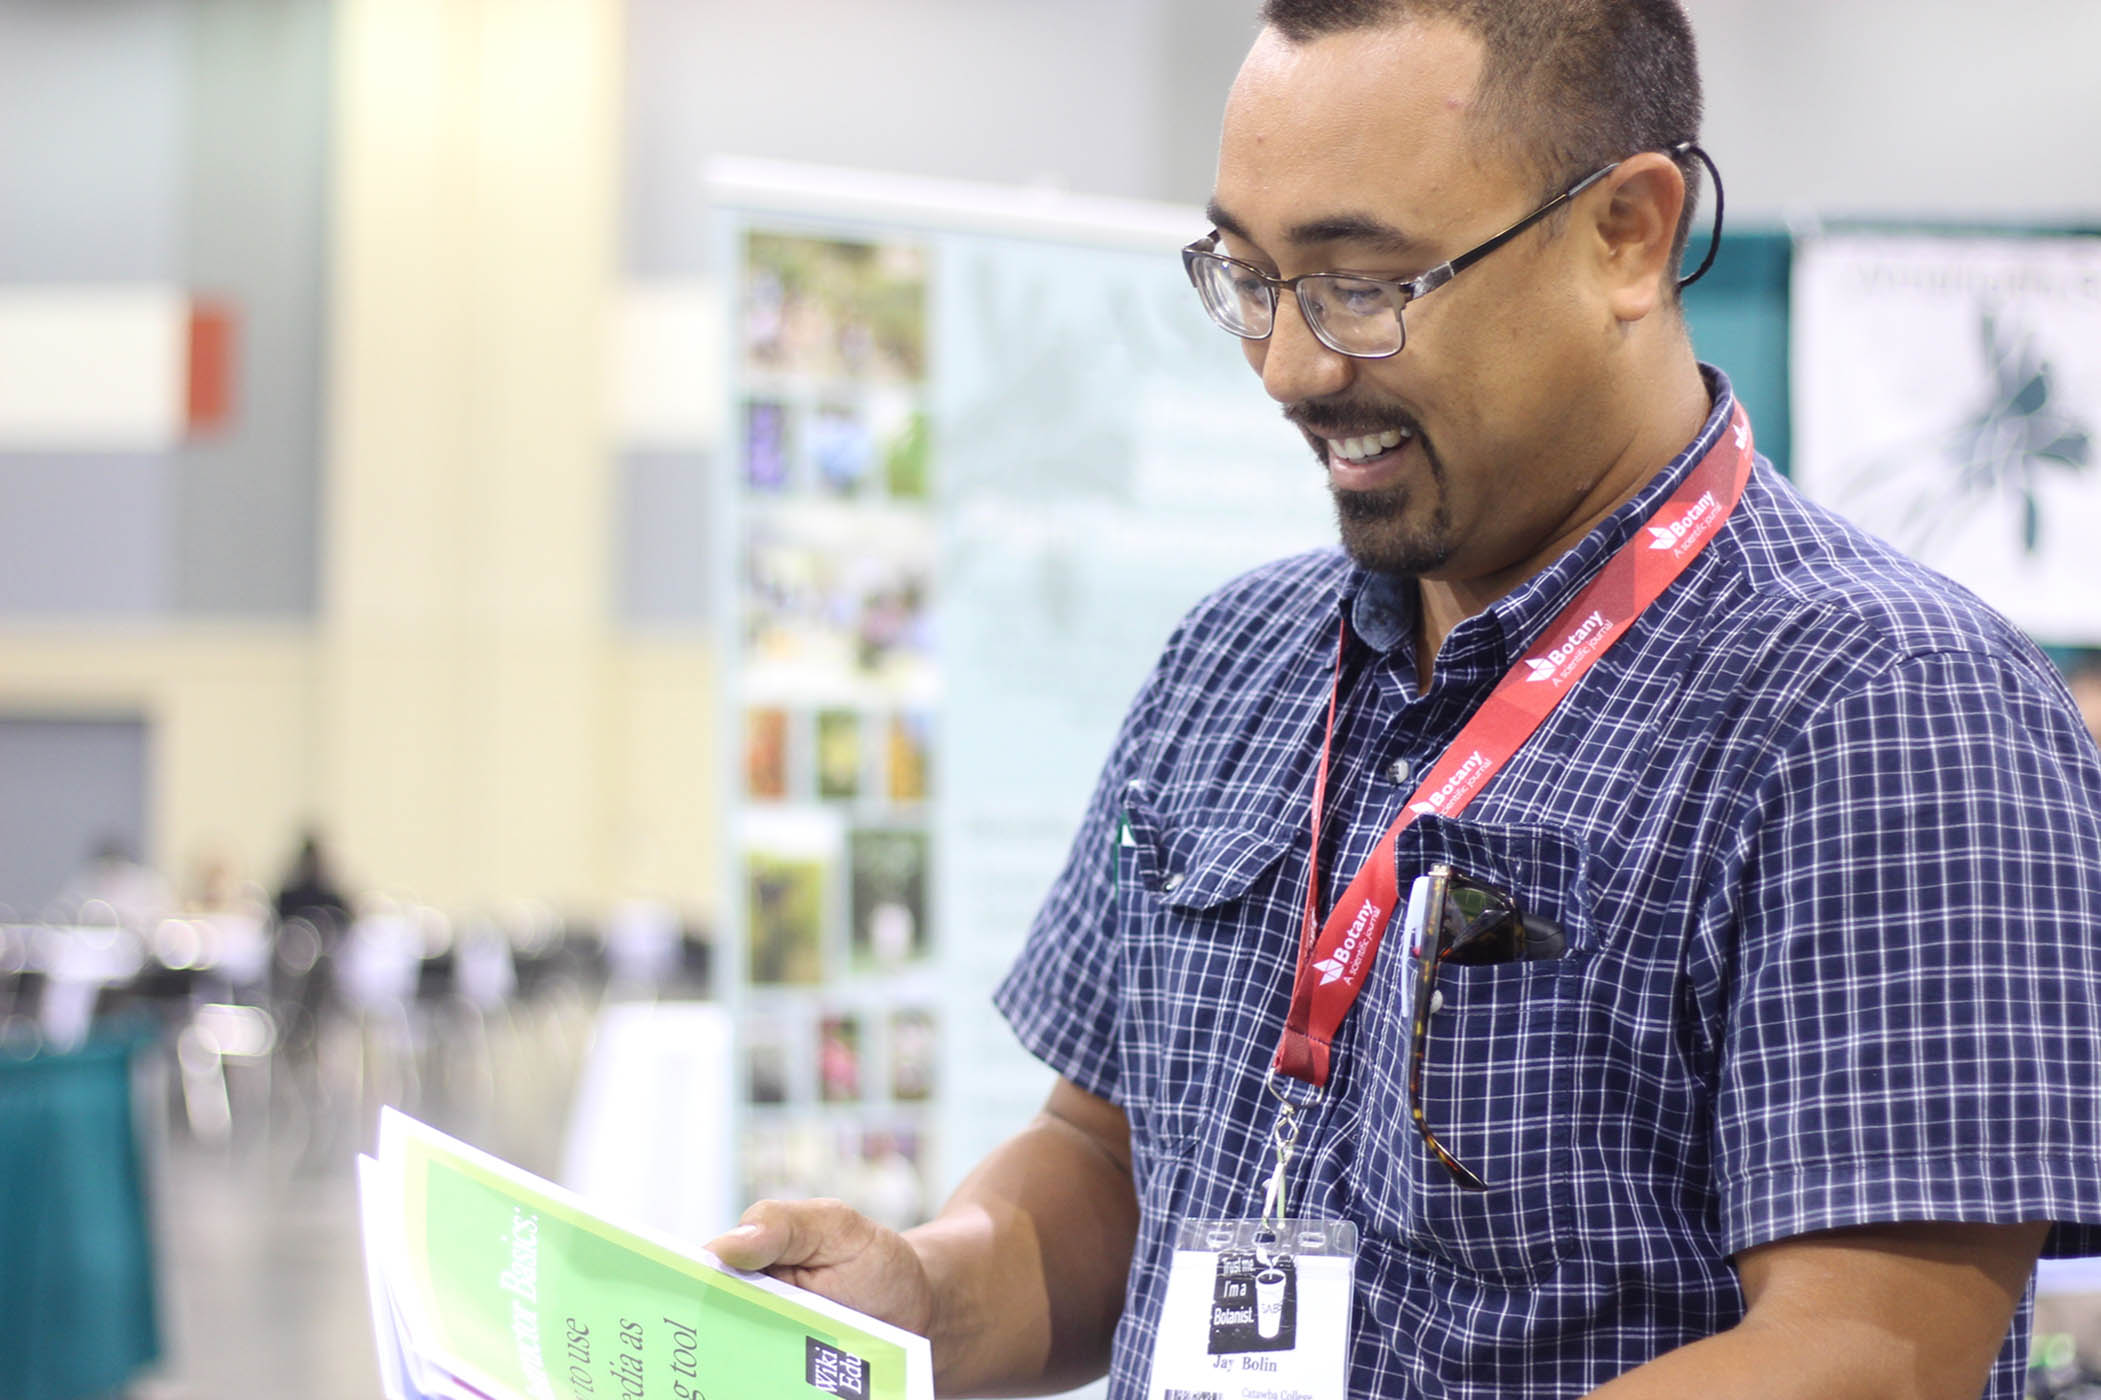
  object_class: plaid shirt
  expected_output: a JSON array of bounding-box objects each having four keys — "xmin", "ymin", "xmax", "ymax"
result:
[{"xmin": 995, "ymin": 371, "xmax": 2101, "ymax": 1400}]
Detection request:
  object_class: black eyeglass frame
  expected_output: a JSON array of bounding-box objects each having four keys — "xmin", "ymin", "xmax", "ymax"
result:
[
  {"xmin": 1182, "ymin": 140, "xmax": 1723, "ymax": 361},
  {"xmin": 1404, "ymin": 862, "xmax": 1567, "ymax": 1193}
]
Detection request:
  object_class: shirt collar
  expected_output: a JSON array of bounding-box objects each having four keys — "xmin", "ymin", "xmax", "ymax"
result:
[
  {"xmin": 1338, "ymin": 365, "xmax": 1741, "ymax": 671},
  {"xmin": 1349, "ymin": 569, "xmax": 1416, "ymax": 653}
]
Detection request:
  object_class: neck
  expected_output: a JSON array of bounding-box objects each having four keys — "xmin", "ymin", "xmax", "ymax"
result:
[{"xmin": 1412, "ymin": 355, "xmax": 1712, "ymax": 694}]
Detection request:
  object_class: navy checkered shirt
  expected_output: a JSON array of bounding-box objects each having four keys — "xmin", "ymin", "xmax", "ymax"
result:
[{"xmin": 994, "ymin": 370, "xmax": 2101, "ymax": 1399}]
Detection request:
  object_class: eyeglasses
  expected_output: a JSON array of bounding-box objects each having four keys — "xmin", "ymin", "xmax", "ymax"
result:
[
  {"xmin": 1400, "ymin": 863, "xmax": 1567, "ymax": 1192},
  {"xmin": 1182, "ymin": 140, "xmax": 1721, "ymax": 360}
]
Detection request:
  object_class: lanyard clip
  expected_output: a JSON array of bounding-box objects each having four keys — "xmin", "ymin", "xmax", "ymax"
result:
[
  {"xmin": 1260, "ymin": 1069, "xmax": 1321, "ymax": 1234},
  {"xmin": 1260, "ymin": 1094, "xmax": 1305, "ymax": 1238}
]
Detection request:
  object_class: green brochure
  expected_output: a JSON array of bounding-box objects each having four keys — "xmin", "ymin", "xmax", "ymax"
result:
[{"xmin": 359, "ymin": 1108, "xmax": 933, "ymax": 1400}]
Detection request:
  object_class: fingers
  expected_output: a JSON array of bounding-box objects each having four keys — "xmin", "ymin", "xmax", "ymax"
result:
[
  {"xmin": 706, "ymin": 1217, "xmax": 779, "ymax": 1271},
  {"xmin": 706, "ymin": 1198, "xmax": 863, "ymax": 1272},
  {"xmin": 706, "ymin": 1199, "xmax": 798, "ymax": 1270}
]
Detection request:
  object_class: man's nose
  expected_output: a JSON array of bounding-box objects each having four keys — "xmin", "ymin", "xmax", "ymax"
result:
[{"xmin": 1257, "ymin": 291, "xmax": 1355, "ymax": 407}]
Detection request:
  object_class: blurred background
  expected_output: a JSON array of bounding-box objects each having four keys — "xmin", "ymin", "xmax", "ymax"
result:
[{"xmin": 2, "ymin": 1, "xmax": 2099, "ymax": 1398}]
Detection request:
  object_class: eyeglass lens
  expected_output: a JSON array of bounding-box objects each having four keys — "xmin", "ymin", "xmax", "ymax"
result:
[
  {"xmin": 1301, "ymin": 277, "xmax": 1406, "ymax": 356},
  {"xmin": 1442, "ymin": 882, "xmax": 1525, "ymax": 965},
  {"xmin": 1187, "ymin": 253, "xmax": 1406, "ymax": 358},
  {"xmin": 1189, "ymin": 254, "xmax": 1272, "ymax": 337}
]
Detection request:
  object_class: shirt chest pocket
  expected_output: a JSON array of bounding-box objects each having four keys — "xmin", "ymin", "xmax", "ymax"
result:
[
  {"xmin": 1346, "ymin": 817, "xmax": 1592, "ymax": 1286},
  {"xmin": 1114, "ymin": 786, "xmax": 1299, "ymax": 1160}
]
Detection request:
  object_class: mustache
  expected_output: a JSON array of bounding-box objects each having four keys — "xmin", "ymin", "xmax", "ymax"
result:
[{"xmin": 1283, "ymin": 400, "xmax": 1426, "ymax": 440}]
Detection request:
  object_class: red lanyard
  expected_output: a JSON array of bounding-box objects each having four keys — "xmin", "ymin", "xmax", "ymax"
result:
[{"xmin": 1273, "ymin": 404, "xmax": 1757, "ymax": 1087}]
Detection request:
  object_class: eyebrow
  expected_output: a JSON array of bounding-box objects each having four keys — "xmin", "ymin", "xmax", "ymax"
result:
[{"xmin": 1204, "ymin": 199, "xmax": 1425, "ymax": 257}]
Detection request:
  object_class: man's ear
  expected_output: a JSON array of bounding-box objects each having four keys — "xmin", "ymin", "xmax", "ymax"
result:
[{"xmin": 1590, "ymin": 151, "xmax": 1686, "ymax": 322}]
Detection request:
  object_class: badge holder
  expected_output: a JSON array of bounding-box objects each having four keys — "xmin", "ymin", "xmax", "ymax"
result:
[{"xmin": 1146, "ymin": 1084, "xmax": 1358, "ymax": 1400}]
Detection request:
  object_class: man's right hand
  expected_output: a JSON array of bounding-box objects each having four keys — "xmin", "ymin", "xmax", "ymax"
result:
[
  {"xmin": 704, "ymin": 1078, "xmax": 1139, "ymax": 1397},
  {"xmin": 708, "ymin": 1197, "xmax": 937, "ymax": 1339}
]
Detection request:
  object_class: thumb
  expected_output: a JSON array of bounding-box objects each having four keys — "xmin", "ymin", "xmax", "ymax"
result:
[{"xmin": 707, "ymin": 1202, "xmax": 790, "ymax": 1270}]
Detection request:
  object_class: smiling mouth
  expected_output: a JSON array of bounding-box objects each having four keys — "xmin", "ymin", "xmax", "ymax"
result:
[{"xmin": 1324, "ymin": 425, "xmax": 1416, "ymax": 465}]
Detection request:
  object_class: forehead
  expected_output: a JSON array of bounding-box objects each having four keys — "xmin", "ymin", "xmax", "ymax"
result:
[{"xmin": 1216, "ymin": 21, "xmax": 1516, "ymax": 252}]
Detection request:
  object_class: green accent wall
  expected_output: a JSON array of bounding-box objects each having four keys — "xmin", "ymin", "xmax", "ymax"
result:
[{"xmin": 1683, "ymin": 230, "xmax": 1794, "ymax": 475}]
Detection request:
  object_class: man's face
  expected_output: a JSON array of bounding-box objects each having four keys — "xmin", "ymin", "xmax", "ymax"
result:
[{"xmin": 1211, "ymin": 22, "xmax": 1625, "ymax": 582}]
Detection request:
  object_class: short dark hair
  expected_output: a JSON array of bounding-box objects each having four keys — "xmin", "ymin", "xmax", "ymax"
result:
[{"xmin": 1258, "ymin": 0, "xmax": 1705, "ymax": 284}]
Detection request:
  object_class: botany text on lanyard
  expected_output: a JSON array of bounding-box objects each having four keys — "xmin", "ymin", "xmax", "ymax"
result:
[{"xmin": 1272, "ymin": 402, "xmax": 1757, "ymax": 1087}]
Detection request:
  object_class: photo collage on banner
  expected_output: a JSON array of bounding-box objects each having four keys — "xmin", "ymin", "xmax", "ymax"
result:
[
  {"xmin": 1792, "ymin": 233, "xmax": 2101, "ymax": 646},
  {"xmin": 733, "ymin": 229, "xmax": 939, "ymax": 1232}
]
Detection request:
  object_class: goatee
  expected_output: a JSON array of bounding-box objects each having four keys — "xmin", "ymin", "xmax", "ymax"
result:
[
  {"xmin": 1332, "ymin": 483, "xmax": 1456, "ymax": 576},
  {"xmin": 1283, "ymin": 397, "xmax": 1454, "ymax": 575}
]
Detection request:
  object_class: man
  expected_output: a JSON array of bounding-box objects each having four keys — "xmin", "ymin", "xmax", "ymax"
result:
[{"xmin": 711, "ymin": 2, "xmax": 2101, "ymax": 1396}]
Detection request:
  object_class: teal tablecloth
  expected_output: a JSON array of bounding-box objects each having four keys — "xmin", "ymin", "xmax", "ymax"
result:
[{"xmin": 0, "ymin": 1033, "xmax": 161, "ymax": 1400}]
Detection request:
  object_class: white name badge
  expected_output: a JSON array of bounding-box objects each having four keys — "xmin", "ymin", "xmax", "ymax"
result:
[{"xmin": 1145, "ymin": 1219, "xmax": 1358, "ymax": 1400}]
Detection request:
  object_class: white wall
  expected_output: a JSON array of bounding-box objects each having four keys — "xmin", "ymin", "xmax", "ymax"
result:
[
  {"xmin": 1687, "ymin": 0, "xmax": 2101, "ymax": 223},
  {"xmin": 622, "ymin": 0, "xmax": 1225, "ymax": 274},
  {"xmin": 620, "ymin": 0, "xmax": 2101, "ymax": 224}
]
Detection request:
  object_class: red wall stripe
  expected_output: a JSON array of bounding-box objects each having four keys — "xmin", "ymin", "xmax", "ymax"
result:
[{"xmin": 186, "ymin": 301, "xmax": 235, "ymax": 433}]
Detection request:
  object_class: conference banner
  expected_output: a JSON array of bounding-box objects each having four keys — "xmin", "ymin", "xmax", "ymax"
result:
[{"xmin": 1791, "ymin": 232, "xmax": 2101, "ymax": 645}]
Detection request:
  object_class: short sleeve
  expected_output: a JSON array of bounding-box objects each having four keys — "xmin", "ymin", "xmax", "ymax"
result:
[
  {"xmin": 1718, "ymin": 649, "xmax": 2101, "ymax": 1259},
  {"xmin": 991, "ymin": 638, "xmax": 1175, "ymax": 1104}
]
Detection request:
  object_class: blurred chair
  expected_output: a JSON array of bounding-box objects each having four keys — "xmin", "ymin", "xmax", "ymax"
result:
[
  {"xmin": 335, "ymin": 907, "xmax": 426, "ymax": 1117},
  {"xmin": 603, "ymin": 898, "xmax": 682, "ymax": 995},
  {"xmin": 199, "ymin": 908, "xmax": 271, "ymax": 1001},
  {"xmin": 455, "ymin": 922, "xmax": 517, "ymax": 1013},
  {"xmin": 172, "ymin": 1002, "xmax": 279, "ymax": 1147},
  {"xmin": 0, "ymin": 924, "xmax": 33, "ymax": 1042},
  {"xmin": 269, "ymin": 914, "xmax": 330, "ymax": 1055},
  {"xmin": 420, "ymin": 916, "xmax": 520, "ymax": 1140},
  {"xmin": 31, "ymin": 919, "xmax": 146, "ymax": 1051}
]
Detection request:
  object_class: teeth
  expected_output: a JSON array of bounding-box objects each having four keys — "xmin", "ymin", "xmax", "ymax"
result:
[{"xmin": 1327, "ymin": 426, "xmax": 1413, "ymax": 463}]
